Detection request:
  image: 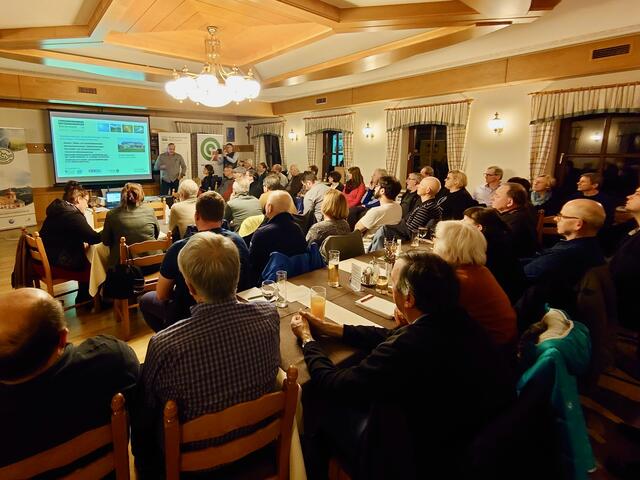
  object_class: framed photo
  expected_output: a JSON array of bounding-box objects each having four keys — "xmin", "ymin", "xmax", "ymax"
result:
[{"xmin": 226, "ymin": 127, "xmax": 235, "ymax": 143}]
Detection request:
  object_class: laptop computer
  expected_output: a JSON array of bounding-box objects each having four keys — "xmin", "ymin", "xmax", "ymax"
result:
[{"xmin": 105, "ymin": 191, "xmax": 121, "ymax": 209}]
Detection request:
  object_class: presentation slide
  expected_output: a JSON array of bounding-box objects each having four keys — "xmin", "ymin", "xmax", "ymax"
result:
[{"xmin": 49, "ymin": 111, "xmax": 152, "ymax": 184}]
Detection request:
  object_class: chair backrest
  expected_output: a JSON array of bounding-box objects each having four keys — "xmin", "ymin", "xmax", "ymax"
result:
[
  {"xmin": 92, "ymin": 208, "xmax": 108, "ymax": 230},
  {"xmin": 322, "ymin": 230, "xmax": 365, "ymax": 261},
  {"xmin": 292, "ymin": 208, "xmax": 317, "ymax": 236},
  {"xmin": 147, "ymin": 199, "xmax": 166, "ymax": 220},
  {"xmin": 22, "ymin": 230, "xmax": 53, "ymax": 293},
  {"xmin": 535, "ymin": 209, "xmax": 545, "ymax": 246},
  {"xmin": 119, "ymin": 233, "xmax": 172, "ymax": 269},
  {"xmin": 541, "ymin": 215, "xmax": 557, "ymax": 238},
  {"xmin": 261, "ymin": 243, "xmax": 325, "ymax": 282},
  {"xmin": 0, "ymin": 393, "xmax": 130, "ymax": 480},
  {"xmin": 163, "ymin": 367, "xmax": 300, "ymax": 480}
]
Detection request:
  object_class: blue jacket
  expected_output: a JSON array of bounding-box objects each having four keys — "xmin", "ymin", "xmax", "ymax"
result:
[
  {"xmin": 261, "ymin": 242, "xmax": 326, "ymax": 282},
  {"xmin": 518, "ymin": 309, "xmax": 595, "ymax": 480}
]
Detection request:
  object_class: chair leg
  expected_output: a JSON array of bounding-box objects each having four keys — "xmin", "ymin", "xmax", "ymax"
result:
[
  {"xmin": 121, "ymin": 301, "xmax": 131, "ymax": 341},
  {"xmin": 93, "ymin": 294, "xmax": 101, "ymax": 313}
]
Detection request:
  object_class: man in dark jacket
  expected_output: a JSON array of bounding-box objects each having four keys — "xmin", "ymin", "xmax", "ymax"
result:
[
  {"xmin": 286, "ymin": 164, "xmax": 303, "ymax": 199},
  {"xmin": 39, "ymin": 181, "xmax": 101, "ymax": 302},
  {"xmin": 249, "ymin": 190, "xmax": 307, "ymax": 281},
  {"xmin": 492, "ymin": 182, "xmax": 537, "ymax": 257},
  {"xmin": 291, "ymin": 251, "xmax": 515, "ymax": 479},
  {"xmin": 400, "ymin": 172, "xmax": 422, "ymax": 217}
]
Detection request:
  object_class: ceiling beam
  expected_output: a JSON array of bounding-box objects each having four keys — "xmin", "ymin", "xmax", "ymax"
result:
[
  {"xmin": 459, "ymin": 0, "xmax": 531, "ymax": 17},
  {"xmin": 262, "ymin": 24, "xmax": 510, "ymax": 87},
  {"xmin": 0, "ymin": 26, "xmax": 90, "ymax": 49},
  {"xmin": 269, "ymin": 0, "xmax": 340, "ymax": 25}
]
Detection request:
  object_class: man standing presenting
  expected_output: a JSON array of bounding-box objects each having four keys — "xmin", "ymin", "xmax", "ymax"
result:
[
  {"xmin": 154, "ymin": 143, "xmax": 187, "ymax": 196},
  {"xmin": 473, "ymin": 165, "xmax": 503, "ymax": 207}
]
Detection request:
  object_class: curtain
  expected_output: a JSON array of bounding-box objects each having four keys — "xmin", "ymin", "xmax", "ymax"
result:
[
  {"xmin": 175, "ymin": 122, "xmax": 223, "ymax": 134},
  {"xmin": 249, "ymin": 121, "xmax": 286, "ymax": 167},
  {"xmin": 386, "ymin": 100, "xmax": 472, "ymax": 176},
  {"xmin": 304, "ymin": 113, "xmax": 354, "ymax": 168},
  {"xmin": 528, "ymin": 81, "xmax": 640, "ymax": 180}
]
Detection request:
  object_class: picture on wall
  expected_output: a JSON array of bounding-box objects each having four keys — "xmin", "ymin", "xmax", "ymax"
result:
[{"xmin": 226, "ymin": 127, "xmax": 235, "ymax": 143}]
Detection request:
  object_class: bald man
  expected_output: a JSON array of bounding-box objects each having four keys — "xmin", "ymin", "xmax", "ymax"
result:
[
  {"xmin": 0, "ymin": 288, "xmax": 139, "ymax": 469},
  {"xmin": 368, "ymin": 176, "xmax": 443, "ymax": 251},
  {"xmin": 249, "ymin": 190, "xmax": 307, "ymax": 280}
]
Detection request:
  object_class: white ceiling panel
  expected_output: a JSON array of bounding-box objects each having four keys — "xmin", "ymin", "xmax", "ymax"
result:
[{"xmin": 0, "ymin": 0, "xmax": 100, "ymax": 29}]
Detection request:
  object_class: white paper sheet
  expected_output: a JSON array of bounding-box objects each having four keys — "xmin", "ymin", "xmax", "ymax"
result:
[{"xmin": 338, "ymin": 257, "xmax": 371, "ymax": 274}]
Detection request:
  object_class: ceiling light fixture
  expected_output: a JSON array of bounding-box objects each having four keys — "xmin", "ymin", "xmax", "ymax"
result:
[
  {"xmin": 164, "ymin": 26, "xmax": 261, "ymax": 108},
  {"xmin": 488, "ymin": 112, "xmax": 505, "ymax": 134}
]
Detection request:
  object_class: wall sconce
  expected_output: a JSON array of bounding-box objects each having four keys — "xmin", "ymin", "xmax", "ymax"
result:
[
  {"xmin": 488, "ymin": 112, "xmax": 505, "ymax": 134},
  {"xmin": 590, "ymin": 132, "xmax": 603, "ymax": 142},
  {"xmin": 362, "ymin": 122, "xmax": 374, "ymax": 139},
  {"xmin": 288, "ymin": 129, "xmax": 298, "ymax": 141}
]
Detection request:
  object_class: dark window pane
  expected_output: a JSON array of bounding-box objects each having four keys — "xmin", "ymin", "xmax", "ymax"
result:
[
  {"xmin": 602, "ymin": 157, "xmax": 640, "ymax": 202},
  {"xmin": 606, "ymin": 118, "xmax": 640, "ymax": 154},
  {"xmin": 567, "ymin": 118, "xmax": 606, "ymax": 154}
]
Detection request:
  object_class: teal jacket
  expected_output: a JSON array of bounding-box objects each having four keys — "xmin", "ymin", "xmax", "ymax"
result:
[{"xmin": 517, "ymin": 309, "xmax": 595, "ymax": 480}]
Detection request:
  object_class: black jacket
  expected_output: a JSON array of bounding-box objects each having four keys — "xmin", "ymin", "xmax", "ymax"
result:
[
  {"xmin": 40, "ymin": 199, "xmax": 101, "ymax": 270},
  {"xmin": 287, "ymin": 174, "xmax": 303, "ymax": 198},
  {"xmin": 499, "ymin": 207, "xmax": 538, "ymax": 258},
  {"xmin": 400, "ymin": 190, "xmax": 420, "ymax": 217},
  {"xmin": 484, "ymin": 228, "xmax": 527, "ymax": 303},
  {"xmin": 438, "ymin": 188, "xmax": 478, "ymax": 220},
  {"xmin": 302, "ymin": 308, "xmax": 515, "ymax": 479}
]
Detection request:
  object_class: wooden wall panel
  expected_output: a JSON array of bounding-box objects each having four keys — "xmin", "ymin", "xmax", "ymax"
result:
[{"xmin": 0, "ymin": 73, "xmax": 21, "ymax": 99}]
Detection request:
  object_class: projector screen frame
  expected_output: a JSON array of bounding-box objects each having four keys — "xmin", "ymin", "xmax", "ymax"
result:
[{"xmin": 48, "ymin": 109, "xmax": 154, "ymax": 188}]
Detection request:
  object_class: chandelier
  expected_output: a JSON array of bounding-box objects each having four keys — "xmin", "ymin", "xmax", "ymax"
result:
[{"xmin": 164, "ymin": 26, "xmax": 261, "ymax": 108}]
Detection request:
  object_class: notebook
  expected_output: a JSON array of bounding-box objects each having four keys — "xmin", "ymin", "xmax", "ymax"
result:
[{"xmin": 355, "ymin": 294, "xmax": 396, "ymax": 319}]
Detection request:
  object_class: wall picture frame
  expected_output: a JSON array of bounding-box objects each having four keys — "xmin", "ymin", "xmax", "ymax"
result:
[{"xmin": 226, "ymin": 127, "xmax": 235, "ymax": 143}]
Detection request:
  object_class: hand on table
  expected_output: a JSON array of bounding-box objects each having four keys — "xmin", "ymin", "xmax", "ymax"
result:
[
  {"xmin": 293, "ymin": 310, "xmax": 344, "ymax": 339},
  {"xmin": 291, "ymin": 314, "xmax": 313, "ymax": 343}
]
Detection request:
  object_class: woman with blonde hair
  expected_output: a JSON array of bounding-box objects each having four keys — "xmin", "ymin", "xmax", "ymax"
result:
[
  {"xmin": 439, "ymin": 170, "xmax": 477, "ymax": 220},
  {"xmin": 531, "ymin": 174, "xmax": 559, "ymax": 214},
  {"xmin": 343, "ymin": 166, "xmax": 366, "ymax": 208},
  {"xmin": 102, "ymin": 183, "xmax": 159, "ymax": 267},
  {"xmin": 306, "ymin": 189, "xmax": 351, "ymax": 254},
  {"xmin": 433, "ymin": 220, "xmax": 517, "ymax": 348}
]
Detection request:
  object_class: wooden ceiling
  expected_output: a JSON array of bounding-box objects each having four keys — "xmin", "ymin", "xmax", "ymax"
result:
[{"xmin": 0, "ymin": 0, "xmax": 562, "ymax": 103}]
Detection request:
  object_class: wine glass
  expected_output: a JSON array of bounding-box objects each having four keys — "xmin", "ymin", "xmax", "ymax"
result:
[{"xmin": 261, "ymin": 280, "xmax": 278, "ymax": 302}]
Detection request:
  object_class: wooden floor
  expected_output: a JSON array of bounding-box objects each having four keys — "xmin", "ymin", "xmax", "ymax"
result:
[{"xmin": 2, "ymin": 228, "xmax": 639, "ymax": 478}]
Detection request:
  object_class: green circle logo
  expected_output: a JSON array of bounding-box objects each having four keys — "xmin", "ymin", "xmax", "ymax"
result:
[
  {"xmin": 0, "ymin": 148, "xmax": 14, "ymax": 165},
  {"xmin": 200, "ymin": 137, "xmax": 222, "ymax": 161}
]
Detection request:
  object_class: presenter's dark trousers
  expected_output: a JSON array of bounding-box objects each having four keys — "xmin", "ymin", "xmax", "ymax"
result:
[{"xmin": 160, "ymin": 179, "xmax": 179, "ymax": 196}]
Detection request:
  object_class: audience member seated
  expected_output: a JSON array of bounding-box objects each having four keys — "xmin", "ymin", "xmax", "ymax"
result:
[
  {"xmin": 200, "ymin": 164, "xmax": 217, "ymax": 194},
  {"xmin": 132, "ymin": 232, "xmax": 279, "ymax": 477},
  {"xmin": 360, "ymin": 167, "xmax": 388, "ymax": 209},
  {"xmin": 306, "ymin": 189, "xmax": 351, "ymax": 252},
  {"xmin": 420, "ymin": 165, "xmax": 434, "ymax": 177},
  {"xmin": 507, "ymin": 177, "xmax": 531, "ymax": 194},
  {"xmin": 256, "ymin": 161, "xmax": 269, "ymax": 186},
  {"xmin": 355, "ymin": 175, "xmax": 403, "ymax": 243},
  {"xmin": 308, "ymin": 164, "xmax": 319, "ymax": 177},
  {"xmin": 492, "ymin": 182, "xmax": 538, "ymax": 257},
  {"xmin": 250, "ymin": 191, "xmax": 307, "ymax": 280},
  {"xmin": 39, "ymin": 181, "xmax": 100, "ymax": 303},
  {"xmin": 438, "ymin": 170, "xmax": 478, "ymax": 220},
  {"xmin": 343, "ymin": 166, "xmax": 367, "ymax": 209},
  {"xmin": 433, "ymin": 221, "xmax": 518, "ymax": 348},
  {"xmin": 168, "ymin": 179, "xmax": 198, "ymax": 239},
  {"xmin": 245, "ymin": 169, "xmax": 263, "ymax": 199},
  {"xmin": 102, "ymin": 183, "xmax": 159, "ymax": 268},
  {"xmin": 140, "ymin": 192, "xmax": 252, "ymax": 332},
  {"xmin": 328, "ymin": 170, "xmax": 344, "ymax": 191},
  {"xmin": 530, "ymin": 174, "xmax": 559, "ymax": 215},
  {"xmin": 224, "ymin": 178, "xmax": 262, "ymax": 231},
  {"xmin": 609, "ymin": 187, "xmax": 640, "ymax": 352},
  {"xmin": 573, "ymin": 172, "xmax": 616, "ymax": 226},
  {"xmin": 272, "ymin": 163, "xmax": 289, "ymax": 188},
  {"xmin": 303, "ymin": 171, "xmax": 331, "ymax": 222},
  {"xmin": 473, "ymin": 165, "xmax": 503, "ymax": 206},
  {"xmin": 216, "ymin": 165, "xmax": 235, "ymax": 201},
  {"xmin": 290, "ymin": 252, "xmax": 514, "ymax": 479},
  {"xmin": 519, "ymin": 199, "xmax": 606, "ymax": 322},
  {"xmin": 463, "ymin": 207, "xmax": 527, "ymax": 303},
  {"xmin": 400, "ymin": 172, "xmax": 423, "ymax": 217},
  {"xmin": 286, "ymin": 164, "xmax": 303, "ymax": 198},
  {"xmin": 0, "ymin": 288, "xmax": 139, "ymax": 470},
  {"xmin": 368, "ymin": 176, "xmax": 442, "ymax": 251}
]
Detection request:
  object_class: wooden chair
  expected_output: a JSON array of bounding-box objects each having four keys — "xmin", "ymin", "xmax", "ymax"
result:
[
  {"xmin": 163, "ymin": 366, "xmax": 300, "ymax": 480},
  {"xmin": 540, "ymin": 215, "xmax": 558, "ymax": 242},
  {"xmin": 113, "ymin": 233, "xmax": 172, "ymax": 339},
  {"xmin": 91, "ymin": 207, "xmax": 108, "ymax": 230},
  {"xmin": 147, "ymin": 198, "xmax": 166, "ymax": 221},
  {"xmin": 0, "ymin": 393, "xmax": 130, "ymax": 480},
  {"xmin": 535, "ymin": 209, "xmax": 545, "ymax": 246},
  {"xmin": 22, "ymin": 229, "xmax": 95, "ymax": 311}
]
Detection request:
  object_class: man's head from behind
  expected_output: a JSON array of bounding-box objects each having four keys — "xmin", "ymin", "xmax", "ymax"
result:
[
  {"xmin": 263, "ymin": 174, "xmax": 282, "ymax": 193},
  {"xmin": 392, "ymin": 252, "xmax": 459, "ymax": 321},
  {"xmin": 492, "ymin": 182, "xmax": 527, "ymax": 213},
  {"xmin": 555, "ymin": 199, "xmax": 605, "ymax": 239},
  {"xmin": 416, "ymin": 176, "xmax": 441, "ymax": 198},
  {"xmin": 375, "ymin": 176, "xmax": 402, "ymax": 201},
  {"xmin": 178, "ymin": 232, "xmax": 240, "ymax": 303},
  {"xmin": 195, "ymin": 191, "xmax": 225, "ymax": 228},
  {"xmin": 0, "ymin": 288, "xmax": 67, "ymax": 383},
  {"xmin": 265, "ymin": 190, "xmax": 293, "ymax": 219}
]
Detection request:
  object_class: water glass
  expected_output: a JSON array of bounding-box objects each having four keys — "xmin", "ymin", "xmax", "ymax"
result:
[
  {"xmin": 260, "ymin": 280, "xmax": 277, "ymax": 302},
  {"xmin": 276, "ymin": 270, "xmax": 288, "ymax": 308},
  {"xmin": 310, "ymin": 286, "xmax": 326, "ymax": 320},
  {"xmin": 327, "ymin": 250, "xmax": 340, "ymax": 287}
]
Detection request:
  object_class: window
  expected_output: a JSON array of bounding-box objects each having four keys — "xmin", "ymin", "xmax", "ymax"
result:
[
  {"xmin": 407, "ymin": 124, "xmax": 448, "ymax": 182},
  {"xmin": 555, "ymin": 114, "xmax": 640, "ymax": 202},
  {"xmin": 322, "ymin": 130, "xmax": 343, "ymax": 176},
  {"xmin": 263, "ymin": 134, "xmax": 282, "ymax": 167}
]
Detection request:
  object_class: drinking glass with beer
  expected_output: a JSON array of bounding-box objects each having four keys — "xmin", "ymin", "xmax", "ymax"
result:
[
  {"xmin": 310, "ymin": 286, "xmax": 326, "ymax": 320},
  {"xmin": 327, "ymin": 250, "xmax": 340, "ymax": 287},
  {"xmin": 375, "ymin": 259, "xmax": 391, "ymax": 294}
]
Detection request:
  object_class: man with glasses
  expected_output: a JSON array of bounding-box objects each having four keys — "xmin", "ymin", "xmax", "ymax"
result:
[
  {"xmin": 400, "ymin": 172, "xmax": 423, "ymax": 217},
  {"xmin": 473, "ymin": 165, "xmax": 503, "ymax": 206}
]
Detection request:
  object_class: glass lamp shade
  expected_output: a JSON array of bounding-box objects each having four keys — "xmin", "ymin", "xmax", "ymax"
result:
[
  {"xmin": 200, "ymin": 82, "xmax": 232, "ymax": 107},
  {"xmin": 488, "ymin": 113, "xmax": 505, "ymax": 133},
  {"xmin": 244, "ymin": 76, "xmax": 261, "ymax": 99},
  {"xmin": 171, "ymin": 75, "xmax": 196, "ymax": 101},
  {"xmin": 225, "ymin": 73, "xmax": 247, "ymax": 102}
]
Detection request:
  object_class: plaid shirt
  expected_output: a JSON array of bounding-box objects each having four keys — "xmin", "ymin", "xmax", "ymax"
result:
[{"xmin": 140, "ymin": 299, "xmax": 280, "ymax": 421}]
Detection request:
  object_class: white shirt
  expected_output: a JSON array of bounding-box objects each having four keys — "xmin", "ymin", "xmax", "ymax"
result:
[
  {"xmin": 359, "ymin": 202, "xmax": 403, "ymax": 237},
  {"xmin": 472, "ymin": 182, "xmax": 501, "ymax": 207}
]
